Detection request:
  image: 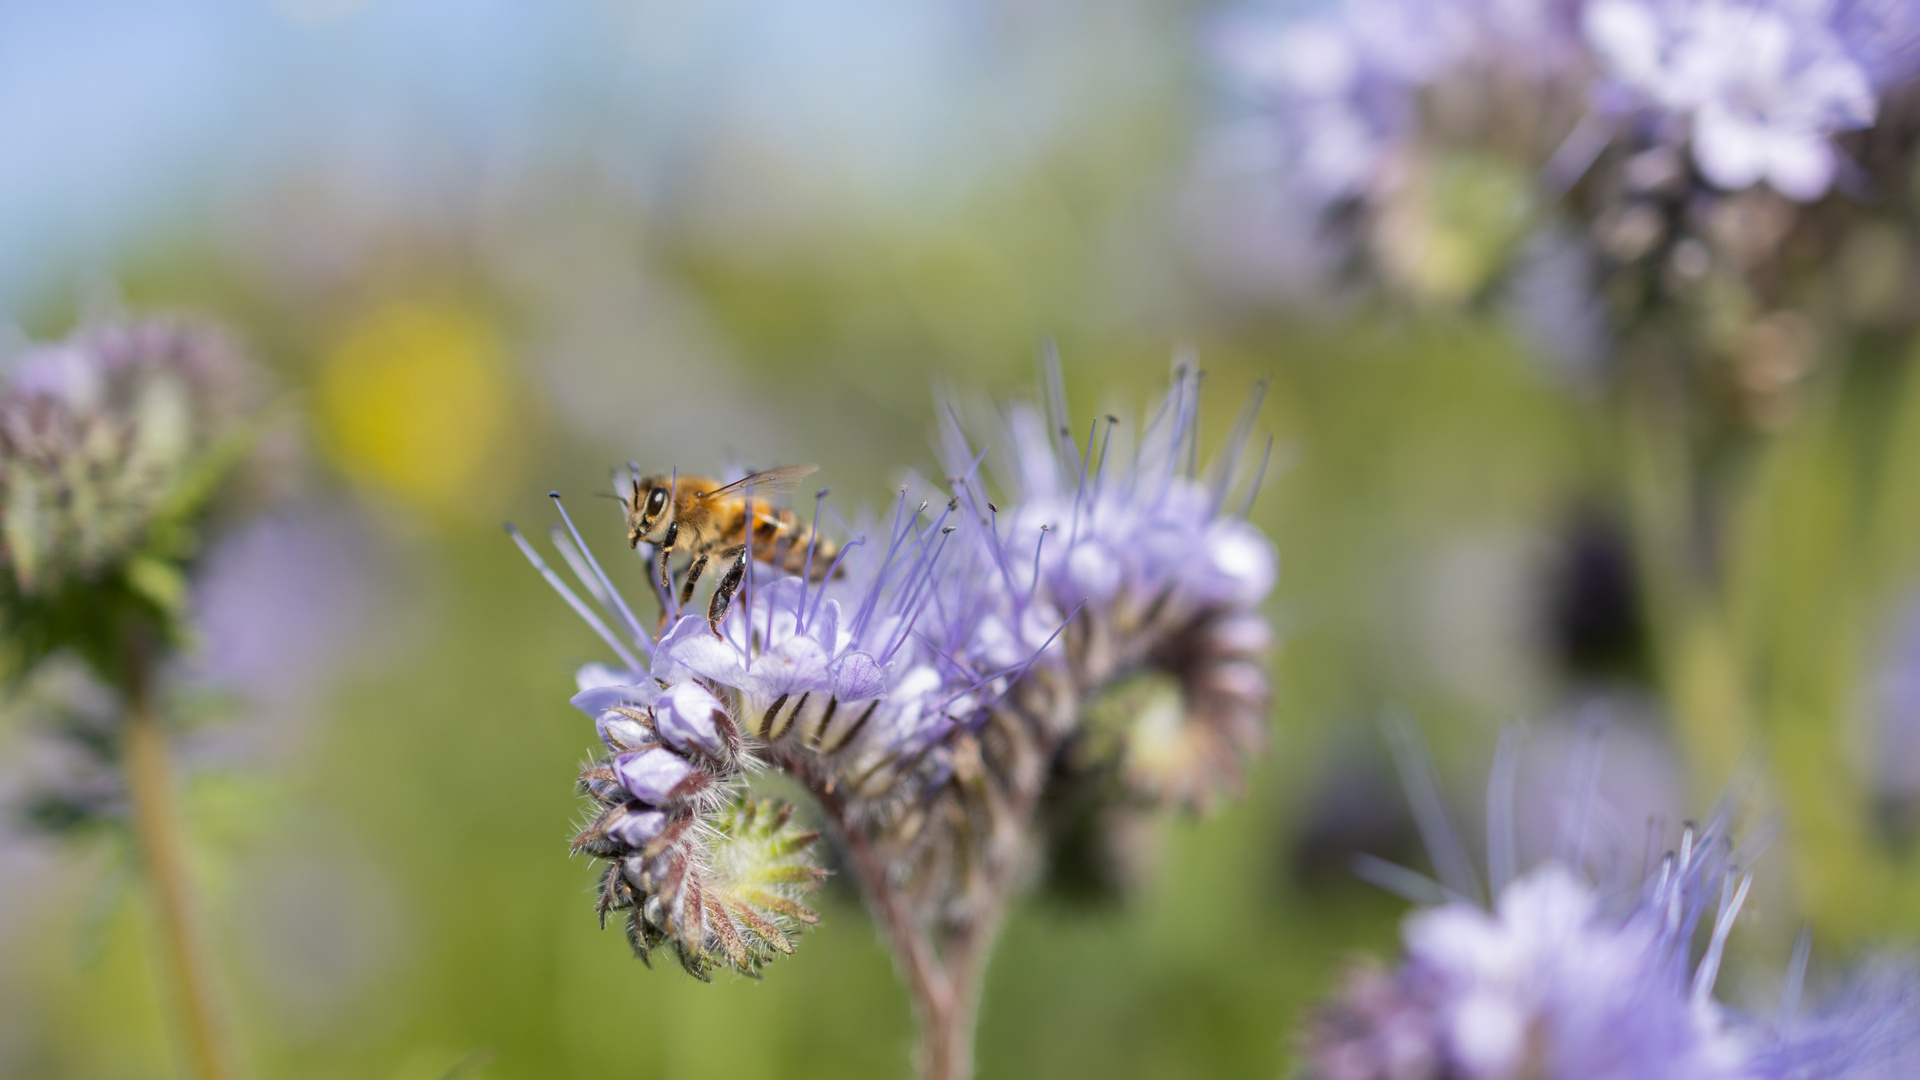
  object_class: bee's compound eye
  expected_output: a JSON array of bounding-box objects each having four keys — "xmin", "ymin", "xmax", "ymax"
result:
[{"xmin": 648, "ymin": 489, "xmax": 668, "ymax": 514}]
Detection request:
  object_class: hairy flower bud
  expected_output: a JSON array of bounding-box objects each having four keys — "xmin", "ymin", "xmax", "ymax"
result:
[{"xmin": 568, "ymin": 669, "xmax": 823, "ymax": 979}]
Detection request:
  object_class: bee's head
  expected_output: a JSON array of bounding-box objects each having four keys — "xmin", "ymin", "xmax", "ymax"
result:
[{"xmin": 626, "ymin": 474, "xmax": 674, "ymax": 547}]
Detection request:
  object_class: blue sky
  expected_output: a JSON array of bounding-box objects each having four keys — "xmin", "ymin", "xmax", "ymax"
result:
[{"xmin": 0, "ymin": 0, "xmax": 1124, "ymax": 312}]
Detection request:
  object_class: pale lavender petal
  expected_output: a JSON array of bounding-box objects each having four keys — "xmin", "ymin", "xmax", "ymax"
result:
[
  {"xmin": 830, "ymin": 651, "xmax": 887, "ymax": 702},
  {"xmin": 660, "ymin": 626, "xmax": 748, "ymax": 686},
  {"xmin": 595, "ymin": 710, "xmax": 651, "ymax": 754},
  {"xmin": 576, "ymin": 663, "xmax": 646, "ymax": 692},
  {"xmin": 745, "ymin": 634, "xmax": 831, "ymax": 701},
  {"xmin": 1691, "ymin": 107, "xmax": 1770, "ymax": 192},
  {"xmin": 1064, "ymin": 542, "xmax": 1123, "ymax": 604},
  {"xmin": 811, "ymin": 598, "xmax": 842, "ymax": 652},
  {"xmin": 615, "ymin": 748, "xmax": 694, "ymax": 806},
  {"xmin": 571, "ymin": 680, "xmax": 660, "ymax": 720},
  {"xmin": 1204, "ymin": 520, "xmax": 1279, "ymax": 602},
  {"xmin": 606, "ymin": 807, "xmax": 669, "ymax": 848},
  {"xmin": 1762, "ymin": 130, "xmax": 1838, "ymax": 202},
  {"xmin": 656, "ymin": 682, "xmax": 725, "ymax": 757}
]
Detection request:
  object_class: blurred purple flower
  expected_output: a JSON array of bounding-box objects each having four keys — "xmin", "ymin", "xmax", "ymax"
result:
[
  {"xmin": 1211, "ymin": 0, "xmax": 1585, "ymax": 206},
  {"xmin": 1210, "ymin": 1, "xmax": 1446, "ymax": 205},
  {"xmin": 1750, "ymin": 962, "xmax": 1920, "ymax": 1079},
  {"xmin": 190, "ymin": 508, "xmax": 386, "ymax": 706},
  {"xmin": 1868, "ymin": 591, "xmax": 1920, "ymax": 817},
  {"xmin": 0, "ymin": 317, "xmax": 255, "ymax": 603},
  {"xmin": 1411, "ymin": 863, "xmax": 1747, "ymax": 1080},
  {"xmin": 1308, "ymin": 721, "xmax": 1758, "ymax": 1080},
  {"xmin": 1311, "ymin": 719, "xmax": 1920, "ymax": 1080},
  {"xmin": 1585, "ymin": 0, "xmax": 1878, "ymax": 199}
]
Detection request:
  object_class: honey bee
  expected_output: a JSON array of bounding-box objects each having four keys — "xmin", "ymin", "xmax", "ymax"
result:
[{"xmin": 625, "ymin": 464, "xmax": 840, "ymax": 634}]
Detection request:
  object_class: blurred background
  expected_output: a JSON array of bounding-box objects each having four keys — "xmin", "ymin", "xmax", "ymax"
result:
[{"xmin": 6, "ymin": 0, "xmax": 1920, "ymax": 1077}]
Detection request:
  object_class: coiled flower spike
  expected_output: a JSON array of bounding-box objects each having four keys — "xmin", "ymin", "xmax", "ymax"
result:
[{"xmin": 513, "ymin": 356, "xmax": 1279, "ymax": 1080}]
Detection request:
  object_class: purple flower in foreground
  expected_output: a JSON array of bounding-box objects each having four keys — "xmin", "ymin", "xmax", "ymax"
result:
[
  {"xmin": 1307, "ymin": 833, "xmax": 1753, "ymax": 1080},
  {"xmin": 1306, "ymin": 722, "xmax": 1920, "ymax": 1080},
  {"xmin": 514, "ymin": 359, "xmax": 1278, "ymax": 1075},
  {"xmin": 1750, "ymin": 963, "xmax": 1920, "ymax": 1079}
]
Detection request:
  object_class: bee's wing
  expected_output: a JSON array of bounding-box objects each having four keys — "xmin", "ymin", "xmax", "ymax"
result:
[{"xmin": 703, "ymin": 464, "xmax": 819, "ymax": 500}]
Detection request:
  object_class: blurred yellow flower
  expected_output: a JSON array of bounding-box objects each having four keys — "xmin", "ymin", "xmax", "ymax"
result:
[{"xmin": 316, "ymin": 299, "xmax": 514, "ymax": 516}]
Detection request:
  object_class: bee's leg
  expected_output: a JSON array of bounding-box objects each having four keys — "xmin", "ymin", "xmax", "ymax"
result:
[
  {"xmin": 707, "ymin": 547, "xmax": 749, "ymax": 637},
  {"xmin": 649, "ymin": 522, "xmax": 683, "ymax": 633},
  {"xmin": 655, "ymin": 522, "xmax": 680, "ymax": 596},
  {"xmin": 677, "ymin": 553, "xmax": 711, "ymax": 611}
]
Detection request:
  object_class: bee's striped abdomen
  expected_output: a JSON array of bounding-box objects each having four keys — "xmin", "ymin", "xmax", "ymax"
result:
[
  {"xmin": 774, "ymin": 512, "xmax": 839, "ymax": 581},
  {"xmin": 739, "ymin": 507, "xmax": 839, "ymax": 581}
]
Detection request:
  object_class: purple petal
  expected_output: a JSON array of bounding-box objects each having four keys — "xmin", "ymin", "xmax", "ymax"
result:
[
  {"xmin": 747, "ymin": 634, "xmax": 831, "ymax": 700},
  {"xmin": 656, "ymin": 682, "xmax": 726, "ymax": 757},
  {"xmin": 661, "ymin": 625, "xmax": 749, "ymax": 686},
  {"xmin": 576, "ymin": 663, "xmax": 646, "ymax": 692},
  {"xmin": 1065, "ymin": 541, "xmax": 1123, "ymax": 604},
  {"xmin": 830, "ymin": 651, "xmax": 887, "ymax": 701},
  {"xmin": 606, "ymin": 807, "xmax": 669, "ymax": 848},
  {"xmin": 811, "ymin": 598, "xmax": 842, "ymax": 652},
  {"xmin": 571, "ymin": 680, "xmax": 661, "ymax": 720},
  {"xmin": 595, "ymin": 710, "xmax": 652, "ymax": 752},
  {"xmin": 615, "ymin": 748, "xmax": 695, "ymax": 806},
  {"xmin": 1204, "ymin": 521, "xmax": 1278, "ymax": 602}
]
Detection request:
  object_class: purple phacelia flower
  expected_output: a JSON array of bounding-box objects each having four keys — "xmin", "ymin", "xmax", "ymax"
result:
[
  {"xmin": 514, "ymin": 358, "xmax": 1279, "ymax": 1073},
  {"xmin": 941, "ymin": 361, "xmax": 1276, "ymax": 810},
  {"xmin": 1305, "ymin": 719, "xmax": 1761, "ymax": 1080},
  {"xmin": 1749, "ymin": 961, "xmax": 1920, "ymax": 1079},
  {"xmin": 1381, "ymin": 863, "xmax": 1750, "ymax": 1080},
  {"xmin": 1308, "ymin": 720, "xmax": 1920, "ymax": 1080},
  {"xmin": 1210, "ymin": 0, "xmax": 1491, "ymax": 211},
  {"xmin": 1201, "ymin": 0, "xmax": 1920, "ymax": 317},
  {"xmin": 1308, "ymin": 794, "xmax": 1757, "ymax": 1079}
]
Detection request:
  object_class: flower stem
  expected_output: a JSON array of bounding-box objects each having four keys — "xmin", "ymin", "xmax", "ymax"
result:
[
  {"xmin": 123, "ymin": 654, "xmax": 239, "ymax": 1080},
  {"xmin": 811, "ymin": 783, "xmax": 980, "ymax": 1080}
]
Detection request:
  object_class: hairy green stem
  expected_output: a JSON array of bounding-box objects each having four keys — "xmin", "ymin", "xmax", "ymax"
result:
[
  {"xmin": 811, "ymin": 784, "xmax": 990, "ymax": 1080},
  {"xmin": 123, "ymin": 651, "xmax": 238, "ymax": 1080}
]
